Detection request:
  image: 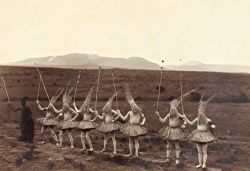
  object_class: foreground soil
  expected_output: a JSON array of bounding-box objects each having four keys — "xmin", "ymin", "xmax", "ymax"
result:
[
  {"xmin": 0, "ymin": 66, "xmax": 250, "ymax": 170},
  {"xmin": 0, "ymin": 122, "xmax": 249, "ymax": 171}
]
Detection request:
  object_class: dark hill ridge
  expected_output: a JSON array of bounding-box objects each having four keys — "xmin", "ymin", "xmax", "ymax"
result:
[
  {"xmin": 9, "ymin": 53, "xmax": 160, "ymax": 70},
  {"xmin": 8, "ymin": 53, "xmax": 250, "ymax": 73}
]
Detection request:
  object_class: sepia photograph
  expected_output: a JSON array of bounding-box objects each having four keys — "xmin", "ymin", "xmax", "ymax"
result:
[{"xmin": 0, "ymin": 0, "xmax": 250, "ymax": 170}]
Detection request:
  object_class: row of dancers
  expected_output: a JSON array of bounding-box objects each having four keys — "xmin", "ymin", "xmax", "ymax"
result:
[{"xmin": 36, "ymin": 84, "xmax": 216, "ymax": 169}]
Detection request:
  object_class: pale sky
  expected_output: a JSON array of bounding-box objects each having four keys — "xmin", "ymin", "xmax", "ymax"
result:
[{"xmin": 0, "ymin": 0, "xmax": 250, "ymax": 65}]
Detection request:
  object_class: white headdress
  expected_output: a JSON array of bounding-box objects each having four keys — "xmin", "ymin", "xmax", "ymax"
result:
[
  {"xmin": 170, "ymin": 88, "xmax": 198, "ymax": 109},
  {"xmin": 198, "ymin": 92, "xmax": 217, "ymax": 115},
  {"xmin": 102, "ymin": 89, "xmax": 121, "ymax": 113},
  {"xmin": 126, "ymin": 86, "xmax": 142, "ymax": 114},
  {"xmin": 50, "ymin": 88, "xmax": 64, "ymax": 104},
  {"xmin": 63, "ymin": 86, "xmax": 73, "ymax": 104},
  {"xmin": 80, "ymin": 86, "xmax": 93, "ymax": 112}
]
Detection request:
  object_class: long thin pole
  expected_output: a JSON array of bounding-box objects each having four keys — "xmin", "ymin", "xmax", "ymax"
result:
[
  {"xmin": 34, "ymin": 64, "xmax": 51, "ymax": 102},
  {"xmin": 179, "ymin": 58, "xmax": 184, "ymax": 114},
  {"xmin": 156, "ymin": 60, "xmax": 164, "ymax": 111},
  {"xmin": 74, "ymin": 71, "xmax": 81, "ymax": 102},
  {"xmin": 111, "ymin": 71, "xmax": 118, "ymax": 110},
  {"xmin": 95, "ymin": 67, "xmax": 101, "ymax": 110},
  {"xmin": 37, "ymin": 79, "xmax": 41, "ymax": 100},
  {"xmin": 1, "ymin": 77, "xmax": 10, "ymax": 103}
]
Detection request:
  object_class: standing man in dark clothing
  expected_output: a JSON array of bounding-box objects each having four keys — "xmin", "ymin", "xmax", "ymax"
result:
[{"xmin": 9, "ymin": 97, "xmax": 35, "ymax": 143}]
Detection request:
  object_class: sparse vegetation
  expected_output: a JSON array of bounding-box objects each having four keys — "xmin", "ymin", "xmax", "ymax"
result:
[{"xmin": 0, "ymin": 66, "xmax": 250, "ymax": 170}]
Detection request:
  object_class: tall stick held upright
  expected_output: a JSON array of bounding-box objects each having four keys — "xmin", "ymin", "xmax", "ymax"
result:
[
  {"xmin": 1, "ymin": 77, "xmax": 10, "ymax": 103},
  {"xmin": 74, "ymin": 70, "xmax": 81, "ymax": 102},
  {"xmin": 179, "ymin": 58, "xmax": 184, "ymax": 114},
  {"xmin": 34, "ymin": 63, "xmax": 51, "ymax": 103},
  {"xmin": 111, "ymin": 70, "xmax": 118, "ymax": 110},
  {"xmin": 156, "ymin": 60, "xmax": 164, "ymax": 111},
  {"xmin": 36, "ymin": 78, "xmax": 41, "ymax": 101},
  {"xmin": 95, "ymin": 67, "xmax": 101, "ymax": 110}
]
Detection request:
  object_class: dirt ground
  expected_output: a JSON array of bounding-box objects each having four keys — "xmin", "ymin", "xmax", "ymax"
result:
[{"xmin": 0, "ymin": 66, "xmax": 250, "ymax": 171}]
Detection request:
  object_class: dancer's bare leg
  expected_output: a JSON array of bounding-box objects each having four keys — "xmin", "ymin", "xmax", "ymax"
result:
[
  {"xmin": 201, "ymin": 144, "xmax": 208, "ymax": 168},
  {"xmin": 100, "ymin": 133, "xmax": 108, "ymax": 152},
  {"xmin": 111, "ymin": 132, "xmax": 117, "ymax": 154},
  {"xmin": 86, "ymin": 131, "xmax": 93, "ymax": 151},
  {"xmin": 196, "ymin": 143, "xmax": 202, "ymax": 168},
  {"xmin": 49, "ymin": 128, "xmax": 59, "ymax": 146},
  {"xmin": 127, "ymin": 137, "xmax": 133, "ymax": 157},
  {"xmin": 80, "ymin": 131, "xmax": 86, "ymax": 151},
  {"xmin": 164, "ymin": 140, "xmax": 171, "ymax": 162},
  {"xmin": 68, "ymin": 131, "xmax": 74, "ymax": 148},
  {"xmin": 134, "ymin": 137, "xmax": 139, "ymax": 158},
  {"xmin": 59, "ymin": 130, "xmax": 63, "ymax": 147},
  {"xmin": 41, "ymin": 126, "xmax": 46, "ymax": 144},
  {"xmin": 175, "ymin": 141, "xmax": 181, "ymax": 165}
]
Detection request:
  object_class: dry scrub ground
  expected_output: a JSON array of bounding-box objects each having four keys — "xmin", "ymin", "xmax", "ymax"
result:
[{"xmin": 0, "ymin": 66, "xmax": 250, "ymax": 170}]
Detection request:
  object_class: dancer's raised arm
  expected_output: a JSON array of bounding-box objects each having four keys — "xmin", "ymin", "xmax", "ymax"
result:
[
  {"xmin": 94, "ymin": 111, "xmax": 104, "ymax": 120},
  {"xmin": 36, "ymin": 100, "xmax": 48, "ymax": 111},
  {"xmin": 184, "ymin": 115, "xmax": 198, "ymax": 125},
  {"xmin": 69, "ymin": 107, "xmax": 79, "ymax": 121},
  {"xmin": 116, "ymin": 110, "xmax": 130, "ymax": 121},
  {"xmin": 72, "ymin": 102, "xmax": 81, "ymax": 113},
  {"xmin": 88, "ymin": 108, "xmax": 97, "ymax": 121},
  {"xmin": 155, "ymin": 111, "xmax": 170, "ymax": 123},
  {"xmin": 51, "ymin": 104, "xmax": 62, "ymax": 114}
]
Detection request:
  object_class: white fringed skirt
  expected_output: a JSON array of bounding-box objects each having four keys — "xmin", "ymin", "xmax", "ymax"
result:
[
  {"xmin": 96, "ymin": 122, "xmax": 121, "ymax": 133},
  {"xmin": 120, "ymin": 123, "xmax": 147, "ymax": 137},
  {"xmin": 159, "ymin": 126, "xmax": 186, "ymax": 141},
  {"xmin": 188, "ymin": 130, "xmax": 215, "ymax": 143},
  {"xmin": 76, "ymin": 120, "xmax": 97, "ymax": 131},
  {"xmin": 57, "ymin": 120, "xmax": 78, "ymax": 130},
  {"xmin": 37, "ymin": 118, "xmax": 59, "ymax": 127}
]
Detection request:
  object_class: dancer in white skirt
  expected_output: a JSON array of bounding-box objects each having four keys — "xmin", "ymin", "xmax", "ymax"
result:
[
  {"xmin": 184, "ymin": 93, "xmax": 216, "ymax": 169},
  {"xmin": 72, "ymin": 87, "xmax": 97, "ymax": 151},
  {"xmin": 36, "ymin": 88, "xmax": 64, "ymax": 146},
  {"xmin": 116, "ymin": 86, "xmax": 147, "ymax": 158},
  {"xmin": 155, "ymin": 89, "xmax": 196, "ymax": 164},
  {"xmin": 57, "ymin": 88, "xmax": 79, "ymax": 148},
  {"xmin": 95, "ymin": 91, "xmax": 121, "ymax": 154}
]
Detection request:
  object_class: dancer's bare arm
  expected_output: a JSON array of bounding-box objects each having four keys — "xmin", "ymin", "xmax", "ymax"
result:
[
  {"xmin": 89, "ymin": 108, "xmax": 97, "ymax": 121},
  {"xmin": 207, "ymin": 118, "xmax": 216, "ymax": 128},
  {"xmin": 69, "ymin": 107, "xmax": 79, "ymax": 121},
  {"xmin": 36, "ymin": 100, "xmax": 48, "ymax": 110},
  {"xmin": 72, "ymin": 102, "xmax": 81, "ymax": 113},
  {"xmin": 155, "ymin": 111, "xmax": 169, "ymax": 123},
  {"xmin": 116, "ymin": 110, "xmax": 130, "ymax": 121},
  {"xmin": 52, "ymin": 104, "xmax": 62, "ymax": 114},
  {"xmin": 184, "ymin": 115, "xmax": 198, "ymax": 125},
  {"xmin": 140, "ymin": 113, "xmax": 146, "ymax": 125},
  {"xmin": 94, "ymin": 111, "xmax": 104, "ymax": 120}
]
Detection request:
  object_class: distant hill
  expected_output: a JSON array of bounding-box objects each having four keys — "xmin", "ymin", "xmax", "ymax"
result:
[
  {"xmin": 8, "ymin": 54, "xmax": 250, "ymax": 73},
  {"xmin": 165, "ymin": 61, "xmax": 250, "ymax": 73},
  {"xmin": 8, "ymin": 53, "xmax": 160, "ymax": 70}
]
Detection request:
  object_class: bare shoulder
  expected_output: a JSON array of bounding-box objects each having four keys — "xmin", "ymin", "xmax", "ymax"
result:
[
  {"xmin": 206, "ymin": 118, "xmax": 211, "ymax": 122},
  {"xmin": 128, "ymin": 111, "xmax": 133, "ymax": 115}
]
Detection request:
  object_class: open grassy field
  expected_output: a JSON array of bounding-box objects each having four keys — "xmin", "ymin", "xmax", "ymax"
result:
[{"xmin": 0, "ymin": 65, "xmax": 250, "ymax": 170}]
